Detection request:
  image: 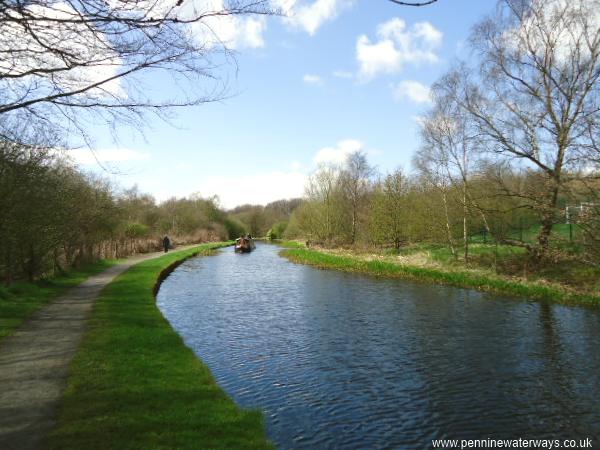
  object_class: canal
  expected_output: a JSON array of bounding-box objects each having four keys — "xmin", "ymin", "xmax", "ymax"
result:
[{"xmin": 156, "ymin": 243, "xmax": 600, "ymax": 449}]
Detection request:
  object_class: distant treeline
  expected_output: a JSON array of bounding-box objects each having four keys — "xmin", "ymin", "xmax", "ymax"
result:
[
  {"xmin": 228, "ymin": 199, "xmax": 302, "ymax": 240},
  {"xmin": 0, "ymin": 141, "xmax": 244, "ymax": 284},
  {"xmin": 283, "ymin": 153, "xmax": 599, "ymax": 264}
]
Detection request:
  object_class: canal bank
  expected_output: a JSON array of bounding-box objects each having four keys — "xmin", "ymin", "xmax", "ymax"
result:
[
  {"xmin": 280, "ymin": 244, "xmax": 600, "ymax": 307},
  {"xmin": 46, "ymin": 242, "xmax": 273, "ymax": 450},
  {"xmin": 0, "ymin": 247, "xmax": 206, "ymax": 450}
]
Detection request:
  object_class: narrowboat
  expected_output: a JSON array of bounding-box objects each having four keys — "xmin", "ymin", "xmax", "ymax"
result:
[{"xmin": 234, "ymin": 235, "xmax": 256, "ymax": 253}]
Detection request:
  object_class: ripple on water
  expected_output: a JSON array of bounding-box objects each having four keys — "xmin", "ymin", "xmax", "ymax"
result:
[{"xmin": 157, "ymin": 243, "xmax": 600, "ymax": 449}]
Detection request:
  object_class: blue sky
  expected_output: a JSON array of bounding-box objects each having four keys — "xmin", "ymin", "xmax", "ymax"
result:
[{"xmin": 74, "ymin": 0, "xmax": 495, "ymax": 209}]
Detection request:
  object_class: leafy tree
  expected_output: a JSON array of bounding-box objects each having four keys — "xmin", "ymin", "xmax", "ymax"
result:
[{"xmin": 371, "ymin": 169, "xmax": 408, "ymax": 250}]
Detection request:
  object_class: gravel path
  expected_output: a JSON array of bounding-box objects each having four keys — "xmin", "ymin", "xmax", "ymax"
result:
[{"xmin": 0, "ymin": 248, "xmax": 191, "ymax": 450}]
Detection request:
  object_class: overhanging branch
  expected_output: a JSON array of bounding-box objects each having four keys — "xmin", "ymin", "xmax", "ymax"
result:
[{"xmin": 388, "ymin": 0, "xmax": 439, "ymax": 6}]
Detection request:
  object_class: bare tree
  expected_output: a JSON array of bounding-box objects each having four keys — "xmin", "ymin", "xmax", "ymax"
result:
[
  {"xmin": 305, "ymin": 164, "xmax": 340, "ymax": 242},
  {"xmin": 0, "ymin": 0, "xmax": 272, "ymax": 143},
  {"xmin": 340, "ymin": 150, "xmax": 374, "ymax": 245},
  {"xmin": 418, "ymin": 70, "xmax": 495, "ymax": 263},
  {"xmin": 454, "ymin": 0, "xmax": 600, "ymax": 258},
  {"xmin": 413, "ymin": 135, "xmax": 457, "ymax": 258}
]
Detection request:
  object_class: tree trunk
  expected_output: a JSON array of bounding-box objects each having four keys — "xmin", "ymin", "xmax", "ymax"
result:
[
  {"xmin": 536, "ymin": 177, "xmax": 561, "ymax": 258},
  {"xmin": 441, "ymin": 189, "xmax": 456, "ymax": 258},
  {"xmin": 351, "ymin": 201, "xmax": 357, "ymax": 245},
  {"xmin": 463, "ymin": 182, "xmax": 468, "ymax": 264},
  {"xmin": 26, "ymin": 243, "xmax": 36, "ymax": 281},
  {"xmin": 537, "ymin": 214, "xmax": 554, "ymax": 257},
  {"xmin": 325, "ymin": 194, "xmax": 331, "ymax": 241}
]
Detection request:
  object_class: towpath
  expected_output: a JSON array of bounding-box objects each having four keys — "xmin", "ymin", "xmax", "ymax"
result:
[{"xmin": 0, "ymin": 247, "xmax": 195, "ymax": 450}]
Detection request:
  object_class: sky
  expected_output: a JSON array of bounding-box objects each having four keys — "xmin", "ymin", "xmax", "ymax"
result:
[{"xmin": 71, "ymin": 0, "xmax": 496, "ymax": 209}]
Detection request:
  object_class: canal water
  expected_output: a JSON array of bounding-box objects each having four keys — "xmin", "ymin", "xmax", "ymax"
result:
[{"xmin": 156, "ymin": 243, "xmax": 600, "ymax": 449}]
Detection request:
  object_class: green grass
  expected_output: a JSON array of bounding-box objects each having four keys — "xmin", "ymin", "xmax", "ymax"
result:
[
  {"xmin": 0, "ymin": 259, "xmax": 119, "ymax": 342},
  {"xmin": 382, "ymin": 242, "xmax": 527, "ymax": 266},
  {"xmin": 379, "ymin": 239, "xmax": 600, "ymax": 293},
  {"xmin": 277, "ymin": 240, "xmax": 306, "ymax": 249},
  {"xmin": 281, "ymin": 248, "xmax": 600, "ymax": 307},
  {"xmin": 47, "ymin": 242, "xmax": 273, "ymax": 450},
  {"xmin": 469, "ymin": 223, "xmax": 583, "ymax": 246}
]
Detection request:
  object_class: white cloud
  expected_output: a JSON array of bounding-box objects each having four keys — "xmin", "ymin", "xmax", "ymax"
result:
[
  {"xmin": 333, "ymin": 70, "xmax": 354, "ymax": 79},
  {"xmin": 194, "ymin": 15, "xmax": 266, "ymax": 49},
  {"xmin": 197, "ymin": 170, "xmax": 307, "ymax": 209},
  {"xmin": 412, "ymin": 115, "xmax": 427, "ymax": 126},
  {"xmin": 276, "ymin": 0, "xmax": 354, "ymax": 35},
  {"xmin": 64, "ymin": 148, "xmax": 151, "ymax": 165},
  {"xmin": 392, "ymin": 80, "xmax": 432, "ymax": 104},
  {"xmin": 313, "ymin": 139, "xmax": 364, "ymax": 165},
  {"xmin": 184, "ymin": 0, "xmax": 267, "ymax": 49},
  {"xmin": 303, "ymin": 74, "xmax": 323, "ymax": 85},
  {"xmin": 356, "ymin": 18, "xmax": 442, "ymax": 81},
  {"xmin": 240, "ymin": 17, "xmax": 267, "ymax": 48}
]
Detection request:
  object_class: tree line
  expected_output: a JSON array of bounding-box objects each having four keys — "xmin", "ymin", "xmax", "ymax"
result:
[
  {"xmin": 285, "ymin": 0, "xmax": 600, "ymax": 265},
  {"xmin": 228, "ymin": 199, "xmax": 303, "ymax": 240},
  {"xmin": 0, "ymin": 0, "xmax": 274, "ymax": 285},
  {"xmin": 0, "ymin": 141, "xmax": 244, "ymax": 284}
]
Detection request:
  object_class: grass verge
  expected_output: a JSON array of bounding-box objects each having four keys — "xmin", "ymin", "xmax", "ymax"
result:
[
  {"xmin": 281, "ymin": 247, "xmax": 600, "ymax": 308},
  {"xmin": 46, "ymin": 242, "xmax": 273, "ymax": 450},
  {"xmin": 0, "ymin": 259, "xmax": 119, "ymax": 342}
]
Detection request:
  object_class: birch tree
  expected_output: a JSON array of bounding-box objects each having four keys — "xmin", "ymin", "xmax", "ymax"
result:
[
  {"xmin": 340, "ymin": 151, "xmax": 374, "ymax": 245},
  {"xmin": 413, "ymin": 134, "xmax": 457, "ymax": 258},
  {"xmin": 458, "ymin": 0, "xmax": 600, "ymax": 258}
]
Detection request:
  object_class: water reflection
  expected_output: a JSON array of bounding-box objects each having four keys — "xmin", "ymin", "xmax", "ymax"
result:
[{"xmin": 157, "ymin": 243, "xmax": 600, "ymax": 449}]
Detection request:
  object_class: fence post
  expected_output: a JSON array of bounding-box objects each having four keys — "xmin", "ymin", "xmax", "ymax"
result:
[
  {"xmin": 569, "ymin": 223, "xmax": 573, "ymax": 242},
  {"xmin": 519, "ymin": 217, "xmax": 523, "ymax": 241}
]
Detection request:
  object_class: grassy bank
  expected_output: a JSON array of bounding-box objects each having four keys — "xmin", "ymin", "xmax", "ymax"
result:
[
  {"xmin": 47, "ymin": 242, "xmax": 273, "ymax": 450},
  {"xmin": 281, "ymin": 246, "xmax": 600, "ymax": 307},
  {"xmin": 0, "ymin": 259, "xmax": 119, "ymax": 342}
]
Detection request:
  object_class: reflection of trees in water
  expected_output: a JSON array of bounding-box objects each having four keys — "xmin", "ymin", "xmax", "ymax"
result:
[
  {"xmin": 537, "ymin": 303, "xmax": 600, "ymax": 438},
  {"xmin": 404, "ymin": 293, "xmax": 600, "ymax": 439},
  {"xmin": 402, "ymin": 288, "xmax": 513, "ymax": 440}
]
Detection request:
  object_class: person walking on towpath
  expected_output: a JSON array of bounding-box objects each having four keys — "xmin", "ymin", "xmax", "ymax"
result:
[{"xmin": 163, "ymin": 235, "xmax": 171, "ymax": 253}]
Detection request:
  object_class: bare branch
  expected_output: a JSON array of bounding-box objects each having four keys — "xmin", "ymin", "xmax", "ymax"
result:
[{"xmin": 388, "ymin": 0, "xmax": 439, "ymax": 6}]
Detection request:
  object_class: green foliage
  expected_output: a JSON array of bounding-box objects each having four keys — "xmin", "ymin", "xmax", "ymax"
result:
[
  {"xmin": 229, "ymin": 199, "xmax": 301, "ymax": 239},
  {"xmin": 282, "ymin": 212, "xmax": 303, "ymax": 239},
  {"xmin": 123, "ymin": 222, "xmax": 149, "ymax": 239},
  {"xmin": 47, "ymin": 244, "xmax": 273, "ymax": 450},
  {"xmin": 267, "ymin": 221, "xmax": 288, "ymax": 240},
  {"xmin": 224, "ymin": 217, "xmax": 247, "ymax": 239},
  {"xmin": 0, "ymin": 144, "xmax": 238, "ymax": 284},
  {"xmin": 370, "ymin": 169, "xmax": 408, "ymax": 249}
]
